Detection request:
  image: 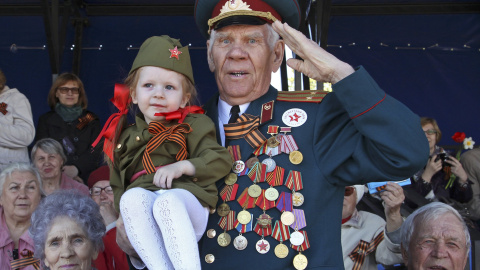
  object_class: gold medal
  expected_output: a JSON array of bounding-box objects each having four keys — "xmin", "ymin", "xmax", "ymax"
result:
[
  {"xmin": 256, "ymin": 239, "xmax": 270, "ymax": 254},
  {"xmin": 217, "ymin": 202, "xmax": 230, "ymax": 217},
  {"xmin": 280, "ymin": 211, "xmax": 295, "ymax": 226},
  {"xmin": 274, "ymin": 243, "xmax": 289, "ymax": 258},
  {"xmin": 246, "ymin": 157, "xmax": 259, "ymax": 169},
  {"xmin": 267, "ymin": 136, "xmax": 280, "ymax": 148},
  {"xmin": 205, "ymin": 254, "xmax": 215, "ymax": 264},
  {"xmin": 217, "ymin": 232, "xmax": 231, "ymax": 247},
  {"xmin": 292, "ymin": 192, "xmax": 304, "ymax": 207},
  {"xmin": 233, "ymin": 234, "xmax": 248, "ymax": 250},
  {"xmin": 257, "ymin": 213, "xmax": 273, "ymax": 228},
  {"xmin": 248, "ymin": 184, "xmax": 262, "ymax": 198},
  {"xmin": 232, "ymin": 160, "xmax": 245, "ymax": 174},
  {"xmin": 206, "ymin": 229, "xmax": 216, "ymax": 238},
  {"xmin": 224, "ymin": 173, "xmax": 238, "ymax": 185},
  {"xmin": 265, "ymin": 187, "xmax": 279, "ymax": 201},
  {"xmin": 237, "ymin": 210, "xmax": 252, "ymax": 225},
  {"xmin": 289, "ymin": 150, "xmax": 303, "ymax": 165},
  {"xmin": 293, "ymin": 253, "xmax": 308, "ymax": 270}
]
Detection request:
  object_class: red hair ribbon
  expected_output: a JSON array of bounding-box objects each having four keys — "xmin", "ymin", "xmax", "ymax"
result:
[
  {"xmin": 92, "ymin": 83, "xmax": 131, "ymax": 161},
  {"xmin": 154, "ymin": 105, "xmax": 204, "ymax": 123}
]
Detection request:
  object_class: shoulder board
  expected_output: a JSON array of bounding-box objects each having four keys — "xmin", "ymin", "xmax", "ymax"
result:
[{"xmin": 276, "ymin": 90, "xmax": 329, "ymax": 103}]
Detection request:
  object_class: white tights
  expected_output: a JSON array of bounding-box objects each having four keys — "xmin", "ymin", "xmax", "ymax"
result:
[{"xmin": 120, "ymin": 188, "xmax": 209, "ymax": 270}]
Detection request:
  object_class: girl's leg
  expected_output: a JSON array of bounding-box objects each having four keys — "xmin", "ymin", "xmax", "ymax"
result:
[
  {"xmin": 153, "ymin": 189, "xmax": 209, "ymax": 270},
  {"xmin": 120, "ymin": 187, "xmax": 174, "ymax": 270}
]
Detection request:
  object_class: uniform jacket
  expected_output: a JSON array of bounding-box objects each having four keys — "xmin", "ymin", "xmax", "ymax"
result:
[
  {"xmin": 0, "ymin": 207, "xmax": 39, "ymax": 270},
  {"xmin": 200, "ymin": 67, "xmax": 429, "ymax": 269},
  {"xmin": 341, "ymin": 209, "xmax": 403, "ymax": 270},
  {"xmin": 110, "ymin": 113, "xmax": 231, "ymax": 211},
  {"xmin": 35, "ymin": 110, "xmax": 102, "ymax": 181},
  {"xmin": 0, "ymin": 86, "xmax": 35, "ymax": 171},
  {"xmin": 93, "ymin": 223, "xmax": 129, "ymax": 270}
]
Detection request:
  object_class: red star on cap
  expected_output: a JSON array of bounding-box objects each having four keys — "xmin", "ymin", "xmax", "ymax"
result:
[
  {"xmin": 169, "ymin": 46, "xmax": 182, "ymax": 60},
  {"xmin": 257, "ymin": 240, "xmax": 268, "ymax": 251}
]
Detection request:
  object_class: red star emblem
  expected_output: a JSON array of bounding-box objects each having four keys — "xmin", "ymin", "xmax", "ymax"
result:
[
  {"xmin": 289, "ymin": 113, "xmax": 301, "ymax": 122},
  {"xmin": 257, "ymin": 240, "xmax": 268, "ymax": 251},
  {"xmin": 169, "ymin": 46, "xmax": 182, "ymax": 60}
]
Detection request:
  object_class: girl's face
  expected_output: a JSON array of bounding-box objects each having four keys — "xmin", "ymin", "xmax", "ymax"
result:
[{"xmin": 131, "ymin": 66, "xmax": 190, "ymax": 124}]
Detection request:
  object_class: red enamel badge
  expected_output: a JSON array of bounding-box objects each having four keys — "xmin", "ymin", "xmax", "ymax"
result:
[{"xmin": 169, "ymin": 46, "xmax": 182, "ymax": 60}]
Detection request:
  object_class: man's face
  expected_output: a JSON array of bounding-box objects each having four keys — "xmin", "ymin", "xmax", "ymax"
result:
[
  {"xmin": 403, "ymin": 213, "xmax": 468, "ymax": 270},
  {"xmin": 207, "ymin": 24, "xmax": 284, "ymax": 105}
]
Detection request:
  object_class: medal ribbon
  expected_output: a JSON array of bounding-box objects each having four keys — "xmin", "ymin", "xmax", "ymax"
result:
[
  {"xmin": 238, "ymin": 167, "xmax": 249, "ymax": 176},
  {"xmin": 224, "ymin": 113, "xmax": 267, "ymax": 148},
  {"xmin": 253, "ymin": 141, "xmax": 268, "ymax": 156},
  {"xmin": 0, "ymin": 102, "xmax": 8, "ymax": 115},
  {"xmin": 268, "ymin": 125, "xmax": 279, "ymax": 135},
  {"xmin": 348, "ymin": 231, "xmax": 385, "ymax": 270},
  {"xmin": 255, "ymin": 189, "xmax": 276, "ymax": 210},
  {"xmin": 280, "ymin": 127, "xmax": 291, "ymax": 134},
  {"xmin": 291, "ymin": 230, "xmax": 310, "ymax": 251},
  {"xmin": 220, "ymin": 183, "xmax": 239, "ymax": 202},
  {"xmin": 266, "ymin": 166, "xmax": 285, "ymax": 186},
  {"xmin": 142, "ymin": 121, "xmax": 192, "ymax": 174},
  {"xmin": 234, "ymin": 215, "xmax": 253, "ymax": 233},
  {"xmin": 275, "ymin": 192, "xmax": 293, "ymax": 212},
  {"xmin": 237, "ymin": 188, "xmax": 256, "ymax": 209},
  {"xmin": 9, "ymin": 249, "xmax": 40, "ymax": 270},
  {"xmin": 285, "ymin": 170, "xmax": 303, "ymax": 191},
  {"xmin": 266, "ymin": 146, "xmax": 280, "ymax": 157},
  {"xmin": 280, "ymin": 134, "xmax": 298, "ymax": 154},
  {"xmin": 91, "ymin": 83, "xmax": 131, "ymax": 161},
  {"xmin": 227, "ymin": 145, "xmax": 241, "ymax": 163},
  {"xmin": 290, "ymin": 209, "xmax": 306, "ymax": 230},
  {"xmin": 247, "ymin": 162, "xmax": 267, "ymax": 183},
  {"xmin": 272, "ymin": 220, "xmax": 291, "ymax": 242},
  {"xmin": 218, "ymin": 210, "xmax": 236, "ymax": 231},
  {"xmin": 254, "ymin": 222, "xmax": 272, "ymax": 236}
]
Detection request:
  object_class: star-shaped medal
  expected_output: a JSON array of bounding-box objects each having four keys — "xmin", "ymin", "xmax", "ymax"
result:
[{"xmin": 169, "ymin": 46, "xmax": 182, "ymax": 60}]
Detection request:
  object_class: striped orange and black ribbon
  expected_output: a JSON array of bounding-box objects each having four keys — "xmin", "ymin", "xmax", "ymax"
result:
[
  {"xmin": 10, "ymin": 249, "xmax": 40, "ymax": 270},
  {"xmin": 0, "ymin": 102, "xmax": 8, "ymax": 115},
  {"xmin": 348, "ymin": 231, "xmax": 385, "ymax": 270},
  {"xmin": 224, "ymin": 114, "xmax": 266, "ymax": 148},
  {"xmin": 142, "ymin": 121, "xmax": 192, "ymax": 174}
]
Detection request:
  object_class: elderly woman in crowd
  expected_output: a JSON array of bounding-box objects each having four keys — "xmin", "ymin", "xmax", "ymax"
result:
[
  {"xmin": 410, "ymin": 117, "xmax": 472, "ymax": 203},
  {"xmin": 35, "ymin": 73, "xmax": 102, "ymax": 183},
  {"xmin": 31, "ymin": 138, "xmax": 89, "ymax": 196},
  {"xmin": 30, "ymin": 190, "xmax": 105, "ymax": 270},
  {"xmin": 0, "ymin": 163, "xmax": 43, "ymax": 269},
  {"xmin": 0, "ymin": 69, "xmax": 35, "ymax": 172}
]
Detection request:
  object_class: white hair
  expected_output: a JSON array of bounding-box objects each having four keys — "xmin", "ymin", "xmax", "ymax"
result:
[
  {"xmin": 401, "ymin": 202, "xmax": 471, "ymax": 254},
  {"xmin": 0, "ymin": 162, "xmax": 45, "ymax": 196}
]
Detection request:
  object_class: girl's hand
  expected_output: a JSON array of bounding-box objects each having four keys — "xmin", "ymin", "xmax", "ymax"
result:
[{"xmin": 153, "ymin": 160, "xmax": 195, "ymax": 189}]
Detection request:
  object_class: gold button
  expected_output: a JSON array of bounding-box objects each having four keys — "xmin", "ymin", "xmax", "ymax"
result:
[
  {"xmin": 207, "ymin": 229, "xmax": 216, "ymax": 238},
  {"xmin": 136, "ymin": 136, "xmax": 141, "ymax": 142},
  {"xmin": 205, "ymin": 254, "xmax": 215, "ymax": 264},
  {"xmin": 209, "ymin": 207, "xmax": 216, "ymax": 214},
  {"xmin": 116, "ymin": 144, "xmax": 122, "ymax": 149},
  {"xmin": 193, "ymin": 177, "xmax": 198, "ymax": 182}
]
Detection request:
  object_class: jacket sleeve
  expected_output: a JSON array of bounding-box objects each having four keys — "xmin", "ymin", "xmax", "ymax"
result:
[
  {"xmin": 375, "ymin": 227, "xmax": 403, "ymax": 266},
  {"xmin": 0, "ymin": 92, "xmax": 35, "ymax": 148},
  {"xmin": 186, "ymin": 115, "xmax": 232, "ymax": 187},
  {"xmin": 70, "ymin": 117, "xmax": 102, "ymax": 177},
  {"xmin": 35, "ymin": 113, "xmax": 50, "ymax": 142}
]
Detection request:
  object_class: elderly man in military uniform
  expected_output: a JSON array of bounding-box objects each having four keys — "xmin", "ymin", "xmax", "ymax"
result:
[{"xmin": 194, "ymin": 0, "xmax": 429, "ymax": 269}]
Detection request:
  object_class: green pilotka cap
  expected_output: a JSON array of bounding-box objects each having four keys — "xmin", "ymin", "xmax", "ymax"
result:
[{"xmin": 129, "ymin": 35, "xmax": 195, "ymax": 84}]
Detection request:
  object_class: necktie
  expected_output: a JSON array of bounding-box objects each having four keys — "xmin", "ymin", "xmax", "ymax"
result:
[{"xmin": 228, "ymin": 105, "xmax": 240, "ymax": 124}]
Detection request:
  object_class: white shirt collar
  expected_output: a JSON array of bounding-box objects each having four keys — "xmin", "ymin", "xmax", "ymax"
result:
[{"xmin": 217, "ymin": 97, "xmax": 250, "ymax": 146}]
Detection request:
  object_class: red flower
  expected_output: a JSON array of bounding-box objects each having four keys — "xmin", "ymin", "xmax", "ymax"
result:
[{"xmin": 452, "ymin": 132, "xmax": 466, "ymax": 143}]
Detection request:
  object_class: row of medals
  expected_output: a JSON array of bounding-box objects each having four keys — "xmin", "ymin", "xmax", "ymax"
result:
[{"xmin": 208, "ymin": 132, "xmax": 308, "ymax": 270}]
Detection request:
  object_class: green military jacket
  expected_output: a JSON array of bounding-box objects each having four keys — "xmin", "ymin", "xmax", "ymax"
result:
[{"xmin": 110, "ymin": 113, "xmax": 231, "ymax": 211}]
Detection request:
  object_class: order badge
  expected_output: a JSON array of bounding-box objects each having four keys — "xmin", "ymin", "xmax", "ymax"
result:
[{"xmin": 282, "ymin": 108, "xmax": 307, "ymax": 127}]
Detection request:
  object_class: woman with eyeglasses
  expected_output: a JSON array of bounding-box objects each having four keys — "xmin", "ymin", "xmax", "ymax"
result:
[
  {"xmin": 410, "ymin": 117, "xmax": 472, "ymax": 204},
  {"xmin": 35, "ymin": 73, "xmax": 102, "ymax": 184}
]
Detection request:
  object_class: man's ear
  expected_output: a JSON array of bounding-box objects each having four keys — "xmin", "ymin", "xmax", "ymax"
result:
[
  {"xmin": 271, "ymin": 39, "xmax": 285, "ymax": 73},
  {"xmin": 206, "ymin": 40, "xmax": 215, "ymax": 72},
  {"xmin": 401, "ymin": 244, "xmax": 409, "ymax": 267}
]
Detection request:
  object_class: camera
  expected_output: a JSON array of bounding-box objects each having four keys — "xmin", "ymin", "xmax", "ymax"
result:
[{"xmin": 435, "ymin": 152, "xmax": 451, "ymax": 167}]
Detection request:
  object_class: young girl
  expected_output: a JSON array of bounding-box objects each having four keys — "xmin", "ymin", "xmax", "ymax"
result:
[{"xmin": 95, "ymin": 35, "xmax": 231, "ymax": 269}]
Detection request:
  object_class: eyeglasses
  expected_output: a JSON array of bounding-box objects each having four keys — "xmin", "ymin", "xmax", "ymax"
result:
[
  {"xmin": 57, "ymin": 87, "xmax": 80, "ymax": 94},
  {"xmin": 345, "ymin": 186, "xmax": 355, "ymax": 197},
  {"xmin": 424, "ymin": 129, "xmax": 437, "ymax": 135},
  {"xmin": 90, "ymin": 186, "xmax": 113, "ymax": 196}
]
